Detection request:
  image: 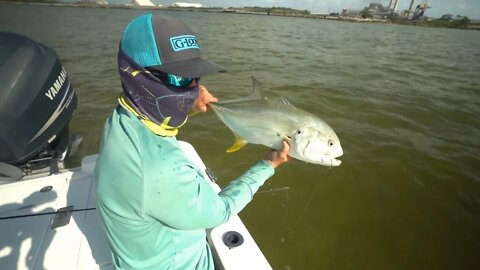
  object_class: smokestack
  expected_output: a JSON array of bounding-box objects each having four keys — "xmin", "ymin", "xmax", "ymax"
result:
[
  {"xmin": 389, "ymin": 0, "xmax": 399, "ymax": 12},
  {"xmin": 409, "ymin": 0, "xmax": 415, "ymax": 11}
]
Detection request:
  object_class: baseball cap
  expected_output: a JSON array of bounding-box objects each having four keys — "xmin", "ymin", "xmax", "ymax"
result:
[{"xmin": 120, "ymin": 14, "xmax": 226, "ymax": 78}]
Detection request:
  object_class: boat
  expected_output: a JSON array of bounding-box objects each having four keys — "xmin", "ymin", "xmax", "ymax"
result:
[{"xmin": 0, "ymin": 32, "xmax": 272, "ymax": 270}]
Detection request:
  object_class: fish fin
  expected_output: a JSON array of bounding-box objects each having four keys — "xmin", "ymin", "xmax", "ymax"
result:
[
  {"xmin": 251, "ymin": 76, "xmax": 266, "ymax": 100},
  {"xmin": 217, "ymin": 76, "xmax": 266, "ymax": 105},
  {"xmin": 277, "ymin": 96, "xmax": 296, "ymax": 107},
  {"xmin": 227, "ymin": 136, "xmax": 248, "ymax": 153}
]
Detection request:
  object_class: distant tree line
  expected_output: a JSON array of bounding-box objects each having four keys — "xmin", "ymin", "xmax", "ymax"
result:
[
  {"xmin": 361, "ymin": 7, "xmax": 372, "ymax": 19},
  {"xmin": 391, "ymin": 16, "xmax": 472, "ymax": 29},
  {"xmin": 428, "ymin": 17, "xmax": 471, "ymax": 29},
  {"xmin": 241, "ymin": 6, "xmax": 310, "ymax": 16}
]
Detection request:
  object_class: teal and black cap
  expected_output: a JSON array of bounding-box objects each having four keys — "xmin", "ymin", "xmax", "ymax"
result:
[{"xmin": 121, "ymin": 14, "xmax": 226, "ymax": 78}]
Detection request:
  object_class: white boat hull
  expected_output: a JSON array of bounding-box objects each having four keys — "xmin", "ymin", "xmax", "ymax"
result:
[{"xmin": 0, "ymin": 141, "xmax": 272, "ymax": 270}]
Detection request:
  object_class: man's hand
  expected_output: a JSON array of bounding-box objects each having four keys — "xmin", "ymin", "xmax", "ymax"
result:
[
  {"xmin": 264, "ymin": 141, "xmax": 290, "ymax": 169},
  {"xmin": 192, "ymin": 86, "xmax": 218, "ymax": 113}
]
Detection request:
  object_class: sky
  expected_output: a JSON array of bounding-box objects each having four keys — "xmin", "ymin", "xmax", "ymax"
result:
[{"xmin": 150, "ymin": 1, "xmax": 480, "ymax": 19}]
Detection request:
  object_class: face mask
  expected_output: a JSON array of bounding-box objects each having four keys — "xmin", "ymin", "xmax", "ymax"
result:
[{"xmin": 118, "ymin": 49, "xmax": 199, "ymax": 129}]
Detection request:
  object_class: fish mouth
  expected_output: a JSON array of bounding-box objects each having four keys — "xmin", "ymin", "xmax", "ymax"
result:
[
  {"xmin": 323, "ymin": 157, "xmax": 342, "ymax": 167},
  {"xmin": 293, "ymin": 153, "xmax": 342, "ymax": 166},
  {"xmin": 310, "ymin": 155, "xmax": 341, "ymax": 167},
  {"xmin": 298, "ymin": 147, "xmax": 342, "ymax": 167}
]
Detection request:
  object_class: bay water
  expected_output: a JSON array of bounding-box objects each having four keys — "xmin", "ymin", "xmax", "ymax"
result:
[{"xmin": 1, "ymin": 4, "xmax": 479, "ymax": 269}]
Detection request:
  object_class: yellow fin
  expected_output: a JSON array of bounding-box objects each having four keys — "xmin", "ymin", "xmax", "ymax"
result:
[{"xmin": 227, "ymin": 136, "xmax": 248, "ymax": 153}]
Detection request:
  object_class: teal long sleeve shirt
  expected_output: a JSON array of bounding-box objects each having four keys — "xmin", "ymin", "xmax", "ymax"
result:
[{"xmin": 94, "ymin": 106, "xmax": 274, "ymax": 270}]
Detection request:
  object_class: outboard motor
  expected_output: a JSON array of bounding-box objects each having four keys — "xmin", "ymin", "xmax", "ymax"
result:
[{"xmin": 0, "ymin": 32, "xmax": 78, "ymax": 180}]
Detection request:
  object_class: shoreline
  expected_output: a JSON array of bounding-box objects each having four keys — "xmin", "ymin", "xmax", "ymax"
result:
[{"xmin": 2, "ymin": 1, "xmax": 479, "ymax": 31}]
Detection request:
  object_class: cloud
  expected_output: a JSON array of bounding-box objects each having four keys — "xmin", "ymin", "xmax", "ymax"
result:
[{"xmin": 457, "ymin": 0, "xmax": 467, "ymax": 10}]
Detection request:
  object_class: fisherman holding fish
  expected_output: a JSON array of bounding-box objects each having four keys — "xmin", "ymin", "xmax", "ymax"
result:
[{"xmin": 94, "ymin": 14, "xmax": 290, "ymax": 270}]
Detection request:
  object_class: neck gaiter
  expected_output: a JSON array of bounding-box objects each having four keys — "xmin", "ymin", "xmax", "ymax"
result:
[{"xmin": 118, "ymin": 49, "xmax": 199, "ymax": 132}]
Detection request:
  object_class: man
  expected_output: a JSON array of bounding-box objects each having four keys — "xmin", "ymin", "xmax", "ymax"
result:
[{"xmin": 94, "ymin": 14, "xmax": 289, "ymax": 270}]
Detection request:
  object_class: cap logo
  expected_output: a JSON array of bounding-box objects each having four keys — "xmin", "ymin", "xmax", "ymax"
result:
[{"xmin": 170, "ymin": 35, "xmax": 199, "ymax": 52}]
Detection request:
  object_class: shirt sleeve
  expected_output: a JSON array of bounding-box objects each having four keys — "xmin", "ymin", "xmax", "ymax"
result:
[{"xmin": 144, "ymin": 160, "xmax": 274, "ymax": 230}]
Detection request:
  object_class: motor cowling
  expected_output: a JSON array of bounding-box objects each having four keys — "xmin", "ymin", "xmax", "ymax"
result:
[{"xmin": 0, "ymin": 32, "xmax": 77, "ymax": 167}]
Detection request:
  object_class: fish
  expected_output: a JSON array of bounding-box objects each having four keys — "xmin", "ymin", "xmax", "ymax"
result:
[{"xmin": 209, "ymin": 77, "xmax": 343, "ymax": 166}]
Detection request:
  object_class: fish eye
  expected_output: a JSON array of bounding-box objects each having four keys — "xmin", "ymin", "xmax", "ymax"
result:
[
  {"xmin": 328, "ymin": 139, "xmax": 334, "ymax": 147},
  {"xmin": 296, "ymin": 130, "xmax": 302, "ymax": 135}
]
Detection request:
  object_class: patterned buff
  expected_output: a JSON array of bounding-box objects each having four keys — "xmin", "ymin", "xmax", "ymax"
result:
[{"xmin": 118, "ymin": 49, "xmax": 198, "ymax": 136}]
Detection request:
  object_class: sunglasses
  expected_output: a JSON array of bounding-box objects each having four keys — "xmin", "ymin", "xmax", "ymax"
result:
[{"xmin": 147, "ymin": 69, "xmax": 199, "ymax": 87}]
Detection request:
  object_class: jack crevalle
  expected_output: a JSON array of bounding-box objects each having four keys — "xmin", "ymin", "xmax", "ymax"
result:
[{"xmin": 209, "ymin": 77, "xmax": 343, "ymax": 166}]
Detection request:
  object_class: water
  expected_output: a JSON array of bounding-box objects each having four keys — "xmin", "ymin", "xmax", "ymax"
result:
[{"xmin": 1, "ymin": 4, "xmax": 479, "ymax": 269}]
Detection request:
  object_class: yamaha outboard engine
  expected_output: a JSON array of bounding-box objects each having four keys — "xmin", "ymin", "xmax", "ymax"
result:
[{"xmin": 0, "ymin": 32, "xmax": 77, "ymax": 180}]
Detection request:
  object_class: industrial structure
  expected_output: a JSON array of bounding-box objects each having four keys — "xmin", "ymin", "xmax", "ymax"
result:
[
  {"xmin": 409, "ymin": 0, "xmax": 430, "ymax": 20},
  {"xmin": 132, "ymin": 0, "xmax": 157, "ymax": 6},
  {"xmin": 396, "ymin": 0, "xmax": 431, "ymax": 19},
  {"xmin": 388, "ymin": 0, "xmax": 399, "ymax": 13},
  {"xmin": 171, "ymin": 2, "xmax": 202, "ymax": 8}
]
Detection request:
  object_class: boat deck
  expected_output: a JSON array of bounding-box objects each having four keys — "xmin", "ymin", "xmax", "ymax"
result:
[{"xmin": 0, "ymin": 141, "xmax": 271, "ymax": 270}]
